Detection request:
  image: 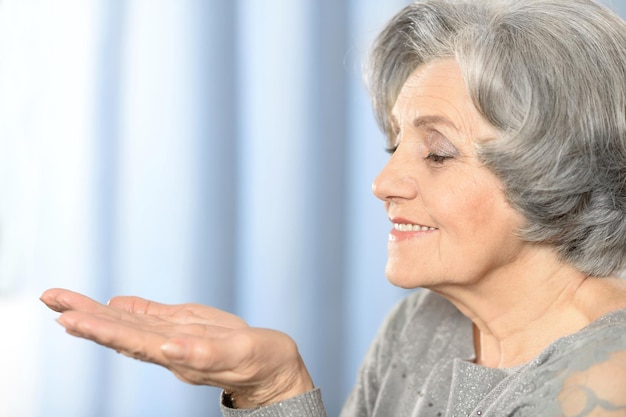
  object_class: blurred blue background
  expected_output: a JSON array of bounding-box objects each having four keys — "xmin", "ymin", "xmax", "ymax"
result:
[{"xmin": 0, "ymin": 0, "xmax": 624, "ymax": 416}]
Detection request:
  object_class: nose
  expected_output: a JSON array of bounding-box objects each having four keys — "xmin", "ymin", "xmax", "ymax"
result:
[{"xmin": 372, "ymin": 151, "xmax": 418, "ymax": 203}]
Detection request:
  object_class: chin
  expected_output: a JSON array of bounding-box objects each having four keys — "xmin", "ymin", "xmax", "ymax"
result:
[
  {"xmin": 385, "ymin": 264, "xmax": 455, "ymax": 290},
  {"xmin": 385, "ymin": 269, "xmax": 424, "ymax": 289}
]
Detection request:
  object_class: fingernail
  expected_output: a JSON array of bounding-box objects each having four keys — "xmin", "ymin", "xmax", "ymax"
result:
[{"xmin": 161, "ymin": 341, "xmax": 187, "ymax": 361}]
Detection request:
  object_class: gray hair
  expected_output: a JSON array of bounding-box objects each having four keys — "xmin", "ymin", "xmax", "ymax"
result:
[{"xmin": 366, "ymin": 0, "xmax": 626, "ymax": 277}]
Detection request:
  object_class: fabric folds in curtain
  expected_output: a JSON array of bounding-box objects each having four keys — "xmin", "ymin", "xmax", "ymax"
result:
[{"xmin": 0, "ymin": 0, "xmax": 416, "ymax": 416}]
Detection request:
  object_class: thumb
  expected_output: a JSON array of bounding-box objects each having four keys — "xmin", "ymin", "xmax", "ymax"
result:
[{"xmin": 160, "ymin": 331, "xmax": 256, "ymax": 371}]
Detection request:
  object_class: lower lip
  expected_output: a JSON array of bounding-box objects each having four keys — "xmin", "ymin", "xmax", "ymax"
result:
[{"xmin": 388, "ymin": 228, "xmax": 437, "ymax": 241}]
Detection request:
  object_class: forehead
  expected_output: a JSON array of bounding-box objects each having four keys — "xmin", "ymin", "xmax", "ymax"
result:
[{"xmin": 391, "ymin": 59, "xmax": 494, "ymax": 138}]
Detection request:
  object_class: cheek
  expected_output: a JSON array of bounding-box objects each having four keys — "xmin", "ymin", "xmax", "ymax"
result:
[
  {"xmin": 433, "ymin": 177, "xmax": 517, "ymax": 238},
  {"xmin": 432, "ymin": 180, "xmax": 483, "ymax": 224}
]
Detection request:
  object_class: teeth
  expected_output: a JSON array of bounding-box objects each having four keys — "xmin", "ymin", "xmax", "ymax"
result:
[{"xmin": 393, "ymin": 223, "xmax": 437, "ymax": 232}]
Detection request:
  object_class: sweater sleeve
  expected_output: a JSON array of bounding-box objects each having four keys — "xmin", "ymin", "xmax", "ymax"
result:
[{"xmin": 220, "ymin": 388, "xmax": 328, "ymax": 417}]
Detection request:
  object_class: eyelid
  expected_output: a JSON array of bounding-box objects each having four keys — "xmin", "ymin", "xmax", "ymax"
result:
[{"xmin": 426, "ymin": 130, "xmax": 459, "ymax": 157}]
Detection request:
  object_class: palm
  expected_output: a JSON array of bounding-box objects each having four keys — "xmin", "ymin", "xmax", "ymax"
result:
[{"xmin": 40, "ymin": 288, "xmax": 313, "ymax": 407}]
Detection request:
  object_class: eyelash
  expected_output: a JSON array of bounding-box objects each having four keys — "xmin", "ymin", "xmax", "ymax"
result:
[
  {"xmin": 384, "ymin": 147, "xmax": 453, "ymax": 164},
  {"xmin": 426, "ymin": 153, "xmax": 453, "ymax": 164}
]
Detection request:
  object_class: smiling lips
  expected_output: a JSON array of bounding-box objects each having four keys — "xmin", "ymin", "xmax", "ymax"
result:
[
  {"xmin": 389, "ymin": 221, "xmax": 437, "ymax": 241},
  {"xmin": 393, "ymin": 223, "xmax": 437, "ymax": 232}
]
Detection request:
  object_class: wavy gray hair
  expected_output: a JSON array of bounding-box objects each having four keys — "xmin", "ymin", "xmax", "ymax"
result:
[{"xmin": 366, "ymin": 0, "xmax": 626, "ymax": 277}]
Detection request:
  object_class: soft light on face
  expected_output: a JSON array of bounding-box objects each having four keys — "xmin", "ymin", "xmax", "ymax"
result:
[{"xmin": 372, "ymin": 59, "xmax": 527, "ymax": 290}]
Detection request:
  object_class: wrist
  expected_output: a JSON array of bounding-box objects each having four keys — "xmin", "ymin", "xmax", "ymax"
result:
[{"xmin": 226, "ymin": 356, "xmax": 314, "ymax": 409}]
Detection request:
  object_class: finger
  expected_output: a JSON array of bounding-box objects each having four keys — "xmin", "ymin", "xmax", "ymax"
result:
[
  {"xmin": 108, "ymin": 296, "xmax": 176, "ymax": 316},
  {"xmin": 161, "ymin": 328, "xmax": 290, "ymax": 373},
  {"xmin": 159, "ymin": 329, "xmax": 314, "ymax": 405},
  {"xmin": 58, "ymin": 310, "xmax": 170, "ymax": 365},
  {"xmin": 159, "ymin": 333, "xmax": 254, "ymax": 387},
  {"xmin": 109, "ymin": 296, "xmax": 247, "ymax": 328},
  {"xmin": 40, "ymin": 288, "xmax": 107, "ymax": 313},
  {"xmin": 159, "ymin": 335, "xmax": 242, "ymax": 371}
]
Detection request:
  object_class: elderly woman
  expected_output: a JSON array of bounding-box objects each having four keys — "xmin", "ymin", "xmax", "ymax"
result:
[{"xmin": 42, "ymin": 0, "xmax": 626, "ymax": 415}]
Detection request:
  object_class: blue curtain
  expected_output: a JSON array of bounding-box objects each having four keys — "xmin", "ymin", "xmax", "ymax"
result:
[
  {"xmin": 0, "ymin": 0, "xmax": 410, "ymax": 416},
  {"xmin": 3, "ymin": 0, "xmax": 623, "ymax": 416}
]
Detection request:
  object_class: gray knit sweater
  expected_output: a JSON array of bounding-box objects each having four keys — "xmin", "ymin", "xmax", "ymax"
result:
[{"xmin": 221, "ymin": 289, "xmax": 626, "ymax": 417}]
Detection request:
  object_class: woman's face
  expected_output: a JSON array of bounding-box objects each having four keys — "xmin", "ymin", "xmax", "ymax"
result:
[{"xmin": 372, "ymin": 59, "xmax": 527, "ymax": 290}]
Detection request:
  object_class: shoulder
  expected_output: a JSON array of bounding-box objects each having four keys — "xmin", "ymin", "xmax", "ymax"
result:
[
  {"xmin": 558, "ymin": 350, "xmax": 626, "ymax": 416},
  {"xmin": 558, "ymin": 309, "xmax": 626, "ymax": 415},
  {"xmin": 528, "ymin": 308, "xmax": 626, "ymax": 416}
]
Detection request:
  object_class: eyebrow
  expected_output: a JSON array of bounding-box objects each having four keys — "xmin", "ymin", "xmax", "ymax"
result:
[
  {"xmin": 389, "ymin": 114, "xmax": 458, "ymax": 132},
  {"xmin": 412, "ymin": 115, "xmax": 458, "ymax": 130}
]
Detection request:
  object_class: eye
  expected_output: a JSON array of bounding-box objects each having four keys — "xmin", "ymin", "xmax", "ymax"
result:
[
  {"xmin": 425, "ymin": 153, "xmax": 453, "ymax": 164},
  {"xmin": 385, "ymin": 146, "xmax": 397, "ymax": 155},
  {"xmin": 386, "ymin": 128, "xmax": 400, "ymax": 155},
  {"xmin": 424, "ymin": 130, "xmax": 458, "ymax": 165}
]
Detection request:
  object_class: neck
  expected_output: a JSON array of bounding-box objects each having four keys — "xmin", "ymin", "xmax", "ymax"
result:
[{"xmin": 428, "ymin": 247, "xmax": 626, "ymax": 368}]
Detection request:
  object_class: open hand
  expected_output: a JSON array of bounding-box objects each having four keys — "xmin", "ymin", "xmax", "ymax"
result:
[{"xmin": 40, "ymin": 288, "xmax": 314, "ymax": 408}]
